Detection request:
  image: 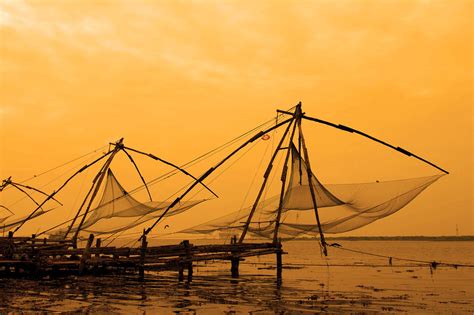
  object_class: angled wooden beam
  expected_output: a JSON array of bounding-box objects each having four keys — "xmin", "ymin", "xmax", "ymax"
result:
[
  {"xmin": 12, "ymin": 150, "xmax": 114, "ymax": 235},
  {"xmin": 303, "ymin": 115, "xmax": 448, "ymax": 174},
  {"xmin": 298, "ymin": 117, "xmax": 328, "ymax": 256},
  {"xmin": 123, "ymin": 146, "xmax": 218, "ymax": 199},
  {"xmin": 122, "ymin": 148, "xmax": 153, "ymax": 201},
  {"xmin": 238, "ymin": 118, "xmax": 295, "ymax": 243},
  {"xmin": 273, "ymin": 103, "xmax": 301, "ymax": 243},
  {"xmin": 142, "ymin": 117, "xmax": 293, "ymax": 239}
]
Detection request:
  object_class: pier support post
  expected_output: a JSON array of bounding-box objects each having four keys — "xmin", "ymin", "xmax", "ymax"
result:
[
  {"xmin": 139, "ymin": 232, "xmax": 147, "ymax": 279},
  {"xmin": 178, "ymin": 264, "xmax": 184, "ymax": 282},
  {"xmin": 231, "ymin": 257, "xmax": 239, "ymax": 278},
  {"xmin": 79, "ymin": 234, "xmax": 94, "ymax": 275},
  {"xmin": 93, "ymin": 238, "xmax": 101, "ymax": 275},
  {"xmin": 31, "ymin": 234, "xmax": 36, "ymax": 248},
  {"xmin": 231, "ymin": 235, "xmax": 239, "ymax": 278},
  {"xmin": 7, "ymin": 231, "xmax": 13, "ymax": 259},
  {"xmin": 183, "ymin": 240, "xmax": 193, "ymax": 282},
  {"xmin": 178, "ymin": 240, "xmax": 191, "ymax": 282},
  {"xmin": 31, "ymin": 234, "xmax": 37, "ymax": 266},
  {"xmin": 276, "ymin": 239, "xmax": 283, "ymax": 283}
]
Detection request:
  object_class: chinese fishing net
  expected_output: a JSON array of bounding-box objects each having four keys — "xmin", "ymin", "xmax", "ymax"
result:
[
  {"xmin": 178, "ymin": 142, "xmax": 444, "ymax": 240},
  {"xmin": 51, "ymin": 169, "xmax": 207, "ymax": 237}
]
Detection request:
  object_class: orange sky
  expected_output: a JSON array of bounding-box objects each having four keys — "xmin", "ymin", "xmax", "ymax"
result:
[{"xmin": 0, "ymin": 0, "xmax": 472, "ymax": 237}]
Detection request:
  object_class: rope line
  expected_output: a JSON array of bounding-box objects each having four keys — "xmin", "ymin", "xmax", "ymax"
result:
[
  {"xmin": 11, "ymin": 145, "xmax": 108, "ymax": 185},
  {"xmin": 327, "ymin": 242, "xmax": 474, "ymax": 268}
]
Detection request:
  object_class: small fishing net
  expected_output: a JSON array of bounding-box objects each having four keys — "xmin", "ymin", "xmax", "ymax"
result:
[
  {"xmin": 52, "ymin": 169, "xmax": 207, "ymax": 236},
  {"xmin": 2, "ymin": 210, "xmax": 51, "ymax": 231},
  {"xmin": 179, "ymin": 143, "xmax": 444, "ymax": 240}
]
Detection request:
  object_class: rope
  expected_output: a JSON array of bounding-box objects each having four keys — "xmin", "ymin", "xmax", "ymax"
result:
[
  {"xmin": 10, "ymin": 145, "xmax": 108, "ymax": 185},
  {"xmin": 38, "ymin": 110, "xmax": 290, "ymax": 239},
  {"xmin": 108, "ymin": 111, "xmax": 288, "ymax": 199},
  {"xmin": 231, "ymin": 135, "xmax": 272, "ymax": 226},
  {"xmin": 79, "ymin": 114, "xmax": 283, "ymax": 213},
  {"xmin": 54, "ymin": 126, "xmax": 268, "ymax": 239},
  {"xmin": 186, "ymin": 139, "xmax": 261, "ymax": 201},
  {"xmin": 5, "ymin": 150, "xmax": 104, "ymax": 208},
  {"xmin": 326, "ymin": 242, "xmax": 474, "ymax": 269},
  {"xmin": 131, "ymin": 140, "xmax": 263, "ymax": 243}
]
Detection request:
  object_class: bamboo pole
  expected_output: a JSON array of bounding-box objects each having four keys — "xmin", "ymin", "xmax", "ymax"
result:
[
  {"xmin": 238, "ymin": 118, "xmax": 295, "ymax": 243},
  {"xmin": 302, "ymin": 115, "xmax": 449, "ymax": 175},
  {"xmin": 123, "ymin": 146, "xmax": 218, "ymax": 198},
  {"xmin": 276, "ymin": 239, "xmax": 282, "ymax": 281},
  {"xmin": 72, "ymin": 145, "xmax": 120, "ymax": 243},
  {"xmin": 13, "ymin": 150, "xmax": 114, "ymax": 234},
  {"xmin": 230, "ymin": 235, "xmax": 239, "ymax": 277},
  {"xmin": 272, "ymin": 104, "xmax": 301, "ymax": 243},
  {"xmin": 184, "ymin": 240, "xmax": 193, "ymax": 281},
  {"xmin": 121, "ymin": 149, "xmax": 153, "ymax": 201},
  {"xmin": 298, "ymin": 118, "xmax": 328, "ymax": 256},
  {"xmin": 79, "ymin": 234, "xmax": 94, "ymax": 275},
  {"xmin": 139, "ymin": 232, "xmax": 147, "ymax": 279},
  {"xmin": 63, "ymin": 162, "xmax": 110, "ymax": 240},
  {"xmin": 142, "ymin": 118, "xmax": 293, "ymax": 239}
]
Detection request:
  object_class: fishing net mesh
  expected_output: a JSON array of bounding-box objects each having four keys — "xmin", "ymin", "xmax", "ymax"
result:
[
  {"xmin": 2, "ymin": 210, "xmax": 50, "ymax": 231},
  {"xmin": 52, "ymin": 170, "xmax": 206, "ymax": 236},
  {"xmin": 179, "ymin": 143, "xmax": 444, "ymax": 240}
]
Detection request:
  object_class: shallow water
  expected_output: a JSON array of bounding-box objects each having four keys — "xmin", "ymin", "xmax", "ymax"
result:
[{"xmin": 0, "ymin": 240, "xmax": 473, "ymax": 313}]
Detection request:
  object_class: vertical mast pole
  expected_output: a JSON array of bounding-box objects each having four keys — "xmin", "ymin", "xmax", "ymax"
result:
[
  {"xmin": 63, "ymin": 157, "xmax": 113, "ymax": 239},
  {"xmin": 141, "ymin": 118, "xmax": 292, "ymax": 239},
  {"xmin": 238, "ymin": 118, "xmax": 295, "ymax": 243},
  {"xmin": 298, "ymin": 131, "xmax": 303, "ymax": 185},
  {"xmin": 272, "ymin": 103, "xmax": 301, "ymax": 243},
  {"xmin": 71, "ymin": 139, "xmax": 123, "ymax": 243},
  {"xmin": 298, "ymin": 118, "xmax": 328, "ymax": 256}
]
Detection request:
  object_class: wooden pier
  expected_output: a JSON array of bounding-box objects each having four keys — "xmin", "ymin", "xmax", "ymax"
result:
[{"xmin": 0, "ymin": 234, "xmax": 283, "ymax": 280}]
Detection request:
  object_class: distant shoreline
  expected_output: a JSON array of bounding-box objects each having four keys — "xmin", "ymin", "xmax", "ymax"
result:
[
  {"xmin": 320, "ymin": 235, "xmax": 474, "ymax": 241},
  {"xmin": 158, "ymin": 236, "xmax": 474, "ymax": 242}
]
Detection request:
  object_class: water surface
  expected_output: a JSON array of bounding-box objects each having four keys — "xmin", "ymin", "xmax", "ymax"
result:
[{"xmin": 0, "ymin": 240, "xmax": 472, "ymax": 313}]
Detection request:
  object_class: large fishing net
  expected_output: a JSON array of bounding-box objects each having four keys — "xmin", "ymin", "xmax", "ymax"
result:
[
  {"xmin": 179, "ymin": 143, "xmax": 444, "ymax": 240},
  {"xmin": 52, "ymin": 169, "xmax": 207, "ymax": 237}
]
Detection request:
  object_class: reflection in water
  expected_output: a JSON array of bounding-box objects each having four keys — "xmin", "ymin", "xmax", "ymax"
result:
[{"xmin": 0, "ymin": 240, "xmax": 473, "ymax": 313}]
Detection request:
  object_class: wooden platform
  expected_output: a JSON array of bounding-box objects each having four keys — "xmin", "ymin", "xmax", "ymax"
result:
[{"xmin": 0, "ymin": 234, "xmax": 283, "ymax": 280}]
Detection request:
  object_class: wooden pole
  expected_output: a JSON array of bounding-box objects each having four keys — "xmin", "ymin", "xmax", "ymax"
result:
[
  {"xmin": 276, "ymin": 239, "xmax": 282, "ymax": 281},
  {"xmin": 139, "ymin": 232, "xmax": 147, "ymax": 279},
  {"xmin": 231, "ymin": 235, "xmax": 239, "ymax": 278},
  {"xmin": 302, "ymin": 115, "xmax": 449, "ymax": 175},
  {"xmin": 124, "ymin": 146, "xmax": 218, "ymax": 198},
  {"xmin": 31, "ymin": 234, "xmax": 36, "ymax": 262},
  {"xmin": 64, "ymin": 171, "xmax": 104, "ymax": 240},
  {"xmin": 94, "ymin": 238, "xmax": 101, "ymax": 275},
  {"xmin": 143, "ymin": 118, "xmax": 293, "ymax": 238},
  {"xmin": 273, "ymin": 104, "xmax": 301, "ymax": 243},
  {"xmin": 178, "ymin": 241, "xmax": 184, "ymax": 282},
  {"xmin": 183, "ymin": 240, "xmax": 193, "ymax": 282},
  {"xmin": 79, "ymin": 233, "xmax": 94, "ymax": 275},
  {"xmin": 72, "ymin": 147, "xmax": 119, "ymax": 243},
  {"xmin": 13, "ymin": 150, "xmax": 114, "ymax": 235},
  {"xmin": 298, "ymin": 119, "xmax": 328, "ymax": 256},
  {"xmin": 7, "ymin": 231, "xmax": 13, "ymax": 259},
  {"xmin": 239, "ymin": 119, "xmax": 295, "ymax": 243}
]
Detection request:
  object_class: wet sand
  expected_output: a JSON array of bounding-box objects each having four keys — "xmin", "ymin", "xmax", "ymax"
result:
[{"xmin": 0, "ymin": 240, "xmax": 472, "ymax": 313}]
